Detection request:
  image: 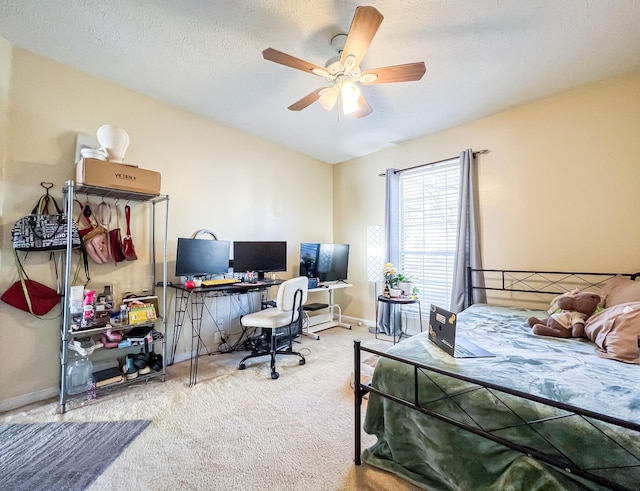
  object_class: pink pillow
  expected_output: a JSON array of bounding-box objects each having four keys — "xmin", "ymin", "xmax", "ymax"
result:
[
  {"xmin": 602, "ymin": 275, "xmax": 640, "ymax": 307},
  {"xmin": 584, "ymin": 302, "xmax": 640, "ymax": 363}
]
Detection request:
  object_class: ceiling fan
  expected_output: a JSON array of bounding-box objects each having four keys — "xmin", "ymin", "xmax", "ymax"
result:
[{"xmin": 262, "ymin": 6, "xmax": 426, "ymax": 118}]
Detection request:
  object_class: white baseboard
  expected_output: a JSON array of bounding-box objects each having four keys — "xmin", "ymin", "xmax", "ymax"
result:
[
  {"xmin": 168, "ymin": 351, "xmax": 193, "ymax": 365},
  {"xmin": 0, "ymin": 387, "xmax": 59, "ymax": 414},
  {"xmin": 1, "ymin": 317, "xmax": 378, "ymax": 413},
  {"xmin": 340, "ymin": 315, "xmax": 376, "ymax": 329}
]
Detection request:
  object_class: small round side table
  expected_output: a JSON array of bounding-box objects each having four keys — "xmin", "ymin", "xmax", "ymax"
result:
[{"xmin": 375, "ymin": 295, "xmax": 423, "ymax": 344}]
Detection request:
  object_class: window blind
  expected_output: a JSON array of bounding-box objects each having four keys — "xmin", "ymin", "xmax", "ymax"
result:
[{"xmin": 399, "ymin": 158, "xmax": 460, "ymax": 309}]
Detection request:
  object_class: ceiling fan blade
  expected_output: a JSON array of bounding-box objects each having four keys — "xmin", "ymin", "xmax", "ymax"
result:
[
  {"xmin": 340, "ymin": 6, "xmax": 384, "ymax": 70},
  {"xmin": 360, "ymin": 62, "xmax": 426, "ymax": 85},
  {"xmin": 263, "ymin": 48, "xmax": 328, "ymax": 77},
  {"xmin": 287, "ymin": 89, "xmax": 323, "ymax": 111},
  {"xmin": 355, "ymin": 94, "xmax": 373, "ymax": 118}
]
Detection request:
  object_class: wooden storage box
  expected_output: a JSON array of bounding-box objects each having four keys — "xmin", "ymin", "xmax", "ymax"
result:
[{"xmin": 76, "ymin": 158, "xmax": 161, "ymax": 195}]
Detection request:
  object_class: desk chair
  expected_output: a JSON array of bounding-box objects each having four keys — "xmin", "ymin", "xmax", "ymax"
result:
[{"xmin": 238, "ymin": 276, "xmax": 308, "ymax": 379}]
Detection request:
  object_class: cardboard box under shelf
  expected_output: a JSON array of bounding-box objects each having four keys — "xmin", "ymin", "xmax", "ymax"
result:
[{"xmin": 76, "ymin": 158, "xmax": 161, "ymax": 195}]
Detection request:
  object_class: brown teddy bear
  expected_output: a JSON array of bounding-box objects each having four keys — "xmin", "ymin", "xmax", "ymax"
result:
[{"xmin": 527, "ymin": 291, "xmax": 602, "ymax": 338}]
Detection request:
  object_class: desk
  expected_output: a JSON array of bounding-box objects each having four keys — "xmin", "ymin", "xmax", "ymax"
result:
[
  {"xmin": 303, "ymin": 282, "xmax": 352, "ymax": 339},
  {"xmin": 375, "ymin": 295, "xmax": 423, "ymax": 344},
  {"xmin": 169, "ymin": 280, "xmax": 281, "ymax": 386}
]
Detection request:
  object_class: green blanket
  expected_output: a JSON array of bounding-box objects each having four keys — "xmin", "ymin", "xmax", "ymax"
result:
[{"xmin": 362, "ymin": 304, "xmax": 640, "ymax": 490}]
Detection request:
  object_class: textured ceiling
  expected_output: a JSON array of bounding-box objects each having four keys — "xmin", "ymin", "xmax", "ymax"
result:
[{"xmin": 1, "ymin": 1, "xmax": 640, "ymax": 164}]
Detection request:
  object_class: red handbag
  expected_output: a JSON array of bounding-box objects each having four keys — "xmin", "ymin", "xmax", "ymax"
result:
[
  {"xmin": 108, "ymin": 204, "xmax": 126, "ymax": 263},
  {"xmin": 1, "ymin": 279, "xmax": 61, "ymax": 316},
  {"xmin": 122, "ymin": 204, "xmax": 137, "ymax": 261},
  {"xmin": 1, "ymin": 251, "xmax": 61, "ymax": 316}
]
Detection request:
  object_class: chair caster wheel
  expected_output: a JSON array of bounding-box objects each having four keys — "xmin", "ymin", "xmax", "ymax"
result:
[
  {"xmin": 299, "ymin": 359, "xmax": 306, "ymax": 365},
  {"xmin": 271, "ymin": 371, "xmax": 279, "ymax": 379},
  {"xmin": 239, "ymin": 363, "xmax": 246, "ymax": 370}
]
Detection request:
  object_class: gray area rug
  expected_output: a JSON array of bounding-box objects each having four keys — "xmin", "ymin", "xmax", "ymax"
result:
[{"xmin": 0, "ymin": 420, "xmax": 150, "ymax": 491}]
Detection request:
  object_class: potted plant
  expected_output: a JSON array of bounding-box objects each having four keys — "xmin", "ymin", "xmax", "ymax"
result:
[
  {"xmin": 382, "ymin": 262, "xmax": 400, "ymax": 296},
  {"xmin": 382, "ymin": 263, "xmax": 408, "ymax": 297},
  {"xmin": 397, "ymin": 273, "xmax": 414, "ymax": 297}
]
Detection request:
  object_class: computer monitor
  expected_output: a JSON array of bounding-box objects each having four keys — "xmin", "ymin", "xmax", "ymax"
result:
[
  {"xmin": 299, "ymin": 243, "xmax": 349, "ymax": 282},
  {"xmin": 175, "ymin": 238, "xmax": 230, "ymax": 278},
  {"xmin": 232, "ymin": 241, "xmax": 287, "ymax": 279}
]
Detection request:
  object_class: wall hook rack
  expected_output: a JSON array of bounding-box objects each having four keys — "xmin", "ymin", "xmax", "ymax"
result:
[{"xmin": 40, "ymin": 182, "xmax": 54, "ymax": 195}]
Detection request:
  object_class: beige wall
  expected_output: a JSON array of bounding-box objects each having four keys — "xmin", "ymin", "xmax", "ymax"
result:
[
  {"xmin": 0, "ymin": 46, "xmax": 333, "ymax": 410},
  {"xmin": 3, "ymin": 37, "xmax": 640, "ymax": 411},
  {"xmin": 334, "ymin": 71, "xmax": 640, "ymax": 322},
  {"xmin": 0, "ymin": 37, "xmax": 10, "ymax": 229}
]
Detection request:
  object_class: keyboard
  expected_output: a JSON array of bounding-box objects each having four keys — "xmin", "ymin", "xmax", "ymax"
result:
[
  {"xmin": 201, "ymin": 278, "xmax": 240, "ymax": 286},
  {"xmin": 454, "ymin": 345, "xmax": 475, "ymax": 357}
]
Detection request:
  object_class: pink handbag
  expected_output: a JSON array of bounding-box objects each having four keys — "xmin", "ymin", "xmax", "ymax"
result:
[
  {"xmin": 84, "ymin": 203, "xmax": 112, "ymax": 264},
  {"xmin": 85, "ymin": 229, "xmax": 111, "ymax": 264}
]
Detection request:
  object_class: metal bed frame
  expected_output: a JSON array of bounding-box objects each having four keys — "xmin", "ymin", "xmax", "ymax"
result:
[{"xmin": 354, "ymin": 268, "xmax": 640, "ymax": 491}]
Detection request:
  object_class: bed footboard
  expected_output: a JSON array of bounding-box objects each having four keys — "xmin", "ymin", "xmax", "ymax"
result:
[{"xmin": 353, "ymin": 339, "xmax": 640, "ymax": 490}]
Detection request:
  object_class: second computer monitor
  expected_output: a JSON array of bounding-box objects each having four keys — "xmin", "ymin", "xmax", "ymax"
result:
[
  {"xmin": 233, "ymin": 241, "xmax": 287, "ymax": 279},
  {"xmin": 175, "ymin": 238, "xmax": 230, "ymax": 278},
  {"xmin": 300, "ymin": 243, "xmax": 349, "ymax": 282}
]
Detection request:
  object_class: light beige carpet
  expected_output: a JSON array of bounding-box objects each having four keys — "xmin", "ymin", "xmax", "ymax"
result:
[{"xmin": 0, "ymin": 324, "xmax": 420, "ymax": 491}]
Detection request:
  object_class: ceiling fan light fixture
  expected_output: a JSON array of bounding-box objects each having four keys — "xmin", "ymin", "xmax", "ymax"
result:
[
  {"xmin": 318, "ymin": 87, "xmax": 339, "ymax": 111},
  {"xmin": 261, "ymin": 7, "xmax": 426, "ymax": 118},
  {"xmin": 341, "ymin": 81, "xmax": 361, "ymax": 115}
]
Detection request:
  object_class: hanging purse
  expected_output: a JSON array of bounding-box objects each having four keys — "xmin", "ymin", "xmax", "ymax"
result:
[
  {"xmin": 109, "ymin": 204, "xmax": 126, "ymax": 263},
  {"xmin": 74, "ymin": 199, "xmax": 95, "ymax": 238},
  {"xmin": 83, "ymin": 202, "xmax": 112, "ymax": 264},
  {"xmin": 1, "ymin": 250, "xmax": 62, "ymax": 316},
  {"xmin": 12, "ymin": 185, "xmax": 82, "ymax": 252},
  {"xmin": 84, "ymin": 231, "xmax": 111, "ymax": 264},
  {"xmin": 122, "ymin": 204, "xmax": 137, "ymax": 261}
]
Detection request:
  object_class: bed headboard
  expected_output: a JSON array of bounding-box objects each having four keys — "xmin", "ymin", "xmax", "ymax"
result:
[{"xmin": 467, "ymin": 268, "xmax": 640, "ymax": 308}]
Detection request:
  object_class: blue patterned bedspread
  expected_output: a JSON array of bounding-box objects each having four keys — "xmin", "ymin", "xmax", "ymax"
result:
[{"xmin": 362, "ymin": 304, "xmax": 640, "ymax": 490}]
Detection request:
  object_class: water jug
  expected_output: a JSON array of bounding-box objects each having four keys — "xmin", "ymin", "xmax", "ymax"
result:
[{"xmin": 66, "ymin": 356, "xmax": 94, "ymax": 395}]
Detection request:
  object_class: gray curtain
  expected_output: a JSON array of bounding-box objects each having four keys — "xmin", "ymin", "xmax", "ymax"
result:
[
  {"xmin": 377, "ymin": 168, "xmax": 400, "ymax": 335},
  {"xmin": 450, "ymin": 149, "xmax": 486, "ymax": 313}
]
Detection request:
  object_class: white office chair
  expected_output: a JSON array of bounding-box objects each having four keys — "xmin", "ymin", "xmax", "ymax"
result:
[{"xmin": 238, "ymin": 276, "xmax": 308, "ymax": 379}]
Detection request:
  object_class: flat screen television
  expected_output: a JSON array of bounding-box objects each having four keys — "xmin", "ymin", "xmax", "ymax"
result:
[
  {"xmin": 299, "ymin": 243, "xmax": 350, "ymax": 282},
  {"xmin": 175, "ymin": 238, "xmax": 230, "ymax": 278},
  {"xmin": 232, "ymin": 241, "xmax": 287, "ymax": 279}
]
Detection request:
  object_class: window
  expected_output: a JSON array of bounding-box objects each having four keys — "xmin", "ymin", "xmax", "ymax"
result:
[{"xmin": 398, "ymin": 158, "xmax": 460, "ymax": 309}]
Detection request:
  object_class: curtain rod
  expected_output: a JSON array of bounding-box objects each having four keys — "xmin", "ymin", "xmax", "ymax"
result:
[{"xmin": 378, "ymin": 149, "xmax": 490, "ymax": 177}]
